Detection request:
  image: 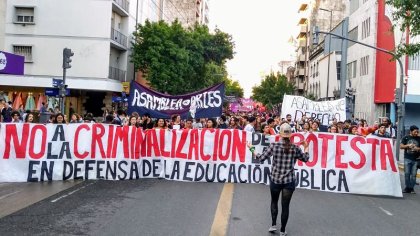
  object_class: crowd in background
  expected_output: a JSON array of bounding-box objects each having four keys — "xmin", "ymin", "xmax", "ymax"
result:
[{"xmin": 0, "ymin": 98, "xmax": 398, "ymax": 140}]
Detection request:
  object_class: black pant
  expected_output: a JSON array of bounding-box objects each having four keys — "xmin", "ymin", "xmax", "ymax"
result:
[{"xmin": 270, "ymin": 181, "xmax": 295, "ymax": 232}]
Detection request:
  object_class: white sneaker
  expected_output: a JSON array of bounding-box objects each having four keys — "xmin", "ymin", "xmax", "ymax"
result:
[
  {"xmin": 268, "ymin": 225, "xmax": 277, "ymax": 232},
  {"xmin": 280, "ymin": 231, "xmax": 287, "ymax": 236}
]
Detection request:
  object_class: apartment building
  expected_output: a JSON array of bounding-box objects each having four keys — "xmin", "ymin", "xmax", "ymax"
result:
[
  {"xmin": 0, "ymin": 0, "xmax": 204, "ymax": 117},
  {"xmin": 405, "ymin": 36, "xmax": 420, "ymax": 127},
  {"xmin": 294, "ymin": 0, "xmax": 346, "ymax": 97},
  {"xmin": 147, "ymin": 0, "xmax": 209, "ymax": 27},
  {"xmin": 345, "ymin": 0, "xmax": 401, "ymax": 125}
]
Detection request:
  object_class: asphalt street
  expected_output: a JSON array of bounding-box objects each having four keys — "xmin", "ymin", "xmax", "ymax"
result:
[{"xmin": 0, "ymin": 175, "xmax": 419, "ymax": 236}]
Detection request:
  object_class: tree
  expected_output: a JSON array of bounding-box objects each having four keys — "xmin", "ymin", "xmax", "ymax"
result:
[
  {"xmin": 131, "ymin": 20, "xmax": 235, "ymax": 95},
  {"xmin": 387, "ymin": 0, "xmax": 420, "ymax": 57},
  {"xmin": 251, "ymin": 72, "xmax": 295, "ymax": 110},
  {"xmin": 225, "ymin": 79, "xmax": 244, "ymax": 98}
]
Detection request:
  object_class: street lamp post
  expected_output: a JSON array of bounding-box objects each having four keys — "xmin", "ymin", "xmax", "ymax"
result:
[{"xmin": 319, "ymin": 8, "xmax": 333, "ymax": 101}]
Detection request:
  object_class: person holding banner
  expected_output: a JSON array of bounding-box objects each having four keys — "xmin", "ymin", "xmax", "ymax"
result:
[
  {"xmin": 154, "ymin": 118, "xmax": 168, "ymax": 130},
  {"xmin": 248, "ymin": 123, "xmax": 309, "ymax": 235}
]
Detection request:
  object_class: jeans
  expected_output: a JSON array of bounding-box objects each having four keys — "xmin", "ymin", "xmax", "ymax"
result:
[{"xmin": 404, "ymin": 158, "xmax": 418, "ymax": 189}]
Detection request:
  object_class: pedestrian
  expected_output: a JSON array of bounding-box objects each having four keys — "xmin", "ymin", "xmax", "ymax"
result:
[
  {"xmin": 400, "ymin": 125, "xmax": 420, "ymax": 194},
  {"xmin": 140, "ymin": 113, "xmax": 154, "ymax": 130},
  {"xmin": 154, "ymin": 118, "xmax": 168, "ymax": 130},
  {"xmin": 261, "ymin": 123, "xmax": 271, "ymax": 136},
  {"xmin": 244, "ymin": 116, "xmax": 256, "ymax": 133},
  {"xmin": 184, "ymin": 118, "xmax": 193, "ymax": 129},
  {"xmin": 128, "ymin": 115, "xmax": 138, "ymax": 127},
  {"xmin": 53, "ymin": 113, "xmax": 66, "ymax": 124},
  {"xmin": 25, "ymin": 112, "xmax": 34, "ymax": 123},
  {"xmin": 1, "ymin": 101, "xmax": 13, "ymax": 122},
  {"xmin": 374, "ymin": 123, "xmax": 391, "ymax": 138},
  {"xmin": 205, "ymin": 118, "xmax": 217, "ymax": 128},
  {"xmin": 10, "ymin": 111, "xmax": 22, "ymax": 123},
  {"xmin": 248, "ymin": 123, "xmax": 309, "ymax": 234}
]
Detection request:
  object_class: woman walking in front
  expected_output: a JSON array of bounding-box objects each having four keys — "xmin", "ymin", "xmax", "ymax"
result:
[{"xmin": 249, "ymin": 123, "xmax": 309, "ymax": 235}]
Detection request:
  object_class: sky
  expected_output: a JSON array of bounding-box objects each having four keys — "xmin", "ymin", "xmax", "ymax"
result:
[{"xmin": 209, "ymin": 0, "xmax": 304, "ymax": 98}]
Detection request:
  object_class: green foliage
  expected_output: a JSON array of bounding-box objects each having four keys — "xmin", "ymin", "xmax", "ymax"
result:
[
  {"xmin": 304, "ymin": 93, "xmax": 317, "ymax": 101},
  {"xmin": 251, "ymin": 72, "xmax": 295, "ymax": 110},
  {"xmin": 225, "ymin": 79, "xmax": 244, "ymax": 98},
  {"xmin": 387, "ymin": 0, "xmax": 420, "ymax": 57},
  {"xmin": 131, "ymin": 20, "xmax": 236, "ymax": 95}
]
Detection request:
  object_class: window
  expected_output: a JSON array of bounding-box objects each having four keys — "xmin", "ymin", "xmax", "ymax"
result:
[
  {"xmin": 15, "ymin": 7, "xmax": 34, "ymax": 23},
  {"xmin": 409, "ymin": 53, "xmax": 420, "ymax": 70},
  {"xmin": 350, "ymin": 0, "xmax": 359, "ymax": 14},
  {"xmin": 360, "ymin": 55, "xmax": 369, "ymax": 76},
  {"xmin": 336, "ymin": 61, "xmax": 341, "ymax": 81},
  {"xmin": 361, "ymin": 18, "xmax": 370, "ymax": 39},
  {"xmin": 13, "ymin": 45, "xmax": 33, "ymax": 62},
  {"xmin": 348, "ymin": 27, "xmax": 358, "ymax": 47},
  {"xmin": 347, "ymin": 60, "xmax": 357, "ymax": 79}
]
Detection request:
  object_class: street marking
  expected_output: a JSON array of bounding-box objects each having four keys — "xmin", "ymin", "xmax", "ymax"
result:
[
  {"xmin": 0, "ymin": 190, "xmax": 22, "ymax": 200},
  {"xmin": 209, "ymin": 183, "xmax": 235, "ymax": 236},
  {"xmin": 50, "ymin": 182, "xmax": 95, "ymax": 203},
  {"xmin": 379, "ymin": 207, "xmax": 393, "ymax": 216}
]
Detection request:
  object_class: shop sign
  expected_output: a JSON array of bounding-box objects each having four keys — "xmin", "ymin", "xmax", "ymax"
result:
[
  {"xmin": 45, "ymin": 88, "xmax": 70, "ymax": 96},
  {"xmin": 0, "ymin": 51, "xmax": 24, "ymax": 75}
]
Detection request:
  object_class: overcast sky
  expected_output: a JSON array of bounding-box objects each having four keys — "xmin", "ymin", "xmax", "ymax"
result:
[{"xmin": 209, "ymin": 0, "xmax": 304, "ymax": 97}]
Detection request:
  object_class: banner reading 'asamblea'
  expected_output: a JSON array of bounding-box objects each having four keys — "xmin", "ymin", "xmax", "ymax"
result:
[
  {"xmin": 281, "ymin": 95, "xmax": 346, "ymax": 126},
  {"xmin": 128, "ymin": 81, "xmax": 224, "ymax": 119},
  {"xmin": 0, "ymin": 123, "xmax": 402, "ymax": 197}
]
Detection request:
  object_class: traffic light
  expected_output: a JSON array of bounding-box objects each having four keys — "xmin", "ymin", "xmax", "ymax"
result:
[
  {"xmin": 63, "ymin": 48, "xmax": 74, "ymax": 69},
  {"xmin": 312, "ymin": 26, "xmax": 319, "ymax": 45}
]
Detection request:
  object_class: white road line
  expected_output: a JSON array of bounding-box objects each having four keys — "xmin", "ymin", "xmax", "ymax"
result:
[
  {"xmin": 0, "ymin": 190, "xmax": 22, "ymax": 200},
  {"xmin": 50, "ymin": 182, "xmax": 95, "ymax": 203},
  {"xmin": 379, "ymin": 207, "xmax": 393, "ymax": 216}
]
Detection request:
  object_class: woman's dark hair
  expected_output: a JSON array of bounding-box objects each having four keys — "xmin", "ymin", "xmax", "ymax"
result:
[
  {"xmin": 24, "ymin": 112, "xmax": 33, "ymax": 122},
  {"xmin": 207, "ymin": 118, "xmax": 217, "ymax": 128},
  {"xmin": 53, "ymin": 113, "xmax": 66, "ymax": 124},
  {"xmin": 154, "ymin": 118, "xmax": 167, "ymax": 128}
]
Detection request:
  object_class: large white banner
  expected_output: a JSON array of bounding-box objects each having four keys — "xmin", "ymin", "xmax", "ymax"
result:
[
  {"xmin": 281, "ymin": 95, "xmax": 346, "ymax": 126},
  {"xmin": 0, "ymin": 123, "xmax": 402, "ymax": 197}
]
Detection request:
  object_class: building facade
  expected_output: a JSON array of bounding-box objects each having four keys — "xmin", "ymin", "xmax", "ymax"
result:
[
  {"xmin": 294, "ymin": 0, "xmax": 346, "ymax": 97},
  {"xmin": 0, "ymin": 0, "xmax": 204, "ymax": 118},
  {"xmin": 405, "ymin": 35, "xmax": 420, "ymax": 131}
]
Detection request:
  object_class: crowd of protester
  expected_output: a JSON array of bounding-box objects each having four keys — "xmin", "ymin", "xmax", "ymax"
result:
[
  {"xmin": 0, "ymin": 99, "xmax": 399, "ymax": 140},
  {"xmin": 1, "ymin": 99, "xmax": 419, "ymax": 194}
]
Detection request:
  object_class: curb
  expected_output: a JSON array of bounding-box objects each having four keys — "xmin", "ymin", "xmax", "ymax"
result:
[{"xmin": 398, "ymin": 163, "xmax": 420, "ymax": 178}]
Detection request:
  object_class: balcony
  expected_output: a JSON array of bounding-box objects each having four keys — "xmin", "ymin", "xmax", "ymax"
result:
[
  {"xmin": 112, "ymin": 0, "xmax": 129, "ymax": 16},
  {"xmin": 111, "ymin": 28, "xmax": 128, "ymax": 50},
  {"xmin": 298, "ymin": 39, "xmax": 307, "ymax": 47},
  {"xmin": 109, "ymin": 66, "xmax": 126, "ymax": 82},
  {"xmin": 294, "ymin": 68, "xmax": 304, "ymax": 76},
  {"xmin": 298, "ymin": 54, "xmax": 305, "ymax": 62},
  {"xmin": 297, "ymin": 82, "xmax": 305, "ymax": 90}
]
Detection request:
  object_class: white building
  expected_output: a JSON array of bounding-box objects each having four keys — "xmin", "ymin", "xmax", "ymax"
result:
[
  {"xmin": 0, "ymin": 0, "xmax": 206, "ymax": 117},
  {"xmin": 405, "ymin": 35, "xmax": 420, "ymax": 129}
]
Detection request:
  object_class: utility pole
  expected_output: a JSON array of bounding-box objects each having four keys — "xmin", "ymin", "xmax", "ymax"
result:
[
  {"xmin": 313, "ymin": 28, "xmax": 405, "ymax": 160},
  {"xmin": 61, "ymin": 48, "xmax": 74, "ymax": 114}
]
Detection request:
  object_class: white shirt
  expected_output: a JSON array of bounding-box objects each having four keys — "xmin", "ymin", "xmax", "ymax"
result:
[{"xmin": 244, "ymin": 124, "xmax": 255, "ymax": 133}]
